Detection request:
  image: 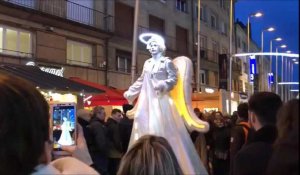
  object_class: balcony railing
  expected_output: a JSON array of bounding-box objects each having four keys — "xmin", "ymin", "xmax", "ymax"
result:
[{"xmin": 3, "ymin": 0, "xmax": 113, "ymax": 32}]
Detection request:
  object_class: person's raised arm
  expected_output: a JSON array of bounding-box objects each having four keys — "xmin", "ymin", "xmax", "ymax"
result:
[{"xmin": 123, "ymin": 62, "xmax": 147, "ymax": 103}]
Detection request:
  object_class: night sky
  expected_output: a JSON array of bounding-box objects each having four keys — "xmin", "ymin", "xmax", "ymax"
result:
[{"xmin": 235, "ymin": 0, "xmax": 299, "ymax": 89}]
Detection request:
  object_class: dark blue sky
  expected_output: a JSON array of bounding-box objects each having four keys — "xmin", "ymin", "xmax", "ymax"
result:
[{"xmin": 235, "ymin": 0, "xmax": 299, "ymax": 88}]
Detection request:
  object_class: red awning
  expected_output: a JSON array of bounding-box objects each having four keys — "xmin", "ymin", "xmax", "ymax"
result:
[{"xmin": 69, "ymin": 77, "xmax": 128, "ymax": 106}]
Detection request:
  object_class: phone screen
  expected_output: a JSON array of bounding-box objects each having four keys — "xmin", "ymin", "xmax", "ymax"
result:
[{"xmin": 51, "ymin": 103, "xmax": 76, "ymax": 150}]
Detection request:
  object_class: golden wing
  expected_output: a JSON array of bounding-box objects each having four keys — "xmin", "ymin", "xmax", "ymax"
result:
[{"xmin": 170, "ymin": 56, "xmax": 209, "ymax": 133}]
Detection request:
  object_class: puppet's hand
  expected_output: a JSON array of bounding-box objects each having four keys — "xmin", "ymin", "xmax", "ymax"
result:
[
  {"xmin": 153, "ymin": 81, "xmax": 167, "ymax": 92},
  {"xmin": 123, "ymin": 91, "xmax": 134, "ymax": 104}
]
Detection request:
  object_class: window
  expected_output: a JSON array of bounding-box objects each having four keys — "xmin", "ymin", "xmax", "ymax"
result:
[
  {"xmin": 211, "ymin": 40, "xmax": 219, "ymax": 63},
  {"xmin": 176, "ymin": 26, "xmax": 188, "ymax": 54},
  {"xmin": 200, "ymin": 35, "xmax": 207, "ymax": 48},
  {"xmin": 237, "ymin": 37, "xmax": 241, "ymax": 48},
  {"xmin": 195, "ymin": 5, "xmax": 205, "ymax": 21},
  {"xmin": 67, "ymin": 40, "xmax": 92, "ymax": 66},
  {"xmin": 220, "ymin": 21, "xmax": 227, "ymax": 35},
  {"xmin": 149, "ymin": 15, "xmax": 165, "ymax": 35},
  {"xmin": 176, "ymin": 0, "xmax": 187, "ymax": 13},
  {"xmin": 0, "ymin": 25, "xmax": 32, "ymax": 57},
  {"xmin": 116, "ymin": 50, "xmax": 132, "ymax": 73},
  {"xmin": 200, "ymin": 70, "xmax": 206, "ymax": 85},
  {"xmin": 115, "ymin": 2, "xmax": 134, "ymax": 39},
  {"xmin": 219, "ymin": 0, "xmax": 225, "ymax": 9},
  {"xmin": 211, "ymin": 15, "xmax": 217, "ymax": 29},
  {"xmin": 213, "ymin": 71, "xmax": 219, "ymax": 87},
  {"xmin": 242, "ymin": 41, "xmax": 246, "ymax": 52},
  {"xmin": 243, "ymin": 62, "xmax": 247, "ymax": 73}
]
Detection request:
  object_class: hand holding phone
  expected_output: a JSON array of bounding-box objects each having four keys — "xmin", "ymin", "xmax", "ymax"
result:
[
  {"xmin": 50, "ymin": 103, "xmax": 76, "ymax": 151},
  {"xmin": 53, "ymin": 124, "xmax": 93, "ymax": 165}
]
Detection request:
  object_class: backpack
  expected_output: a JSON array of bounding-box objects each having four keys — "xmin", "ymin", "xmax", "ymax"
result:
[{"xmin": 236, "ymin": 121, "xmax": 251, "ymax": 144}]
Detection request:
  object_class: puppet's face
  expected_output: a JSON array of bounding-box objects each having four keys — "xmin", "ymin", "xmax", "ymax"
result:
[{"xmin": 148, "ymin": 41, "xmax": 160, "ymax": 55}]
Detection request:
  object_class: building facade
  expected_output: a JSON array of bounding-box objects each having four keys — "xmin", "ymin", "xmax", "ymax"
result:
[{"xmin": 0, "ymin": 0, "xmax": 240, "ymax": 91}]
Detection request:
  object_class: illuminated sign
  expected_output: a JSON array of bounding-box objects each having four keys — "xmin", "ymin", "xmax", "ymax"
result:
[
  {"xmin": 39, "ymin": 66, "xmax": 64, "ymax": 77},
  {"xmin": 249, "ymin": 55, "xmax": 257, "ymax": 83},
  {"xmin": 268, "ymin": 73, "xmax": 274, "ymax": 84},
  {"xmin": 26, "ymin": 61, "xmax": 64, "ymax": 77}
]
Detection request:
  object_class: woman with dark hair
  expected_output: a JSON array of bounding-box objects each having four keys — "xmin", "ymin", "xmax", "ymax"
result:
[
  {"xmin": 0, "ymin": 74, "xmax": 98, "ymax": 175},
  {"xmin": 117, "ymin": 135, "xmax": 183, "ymax": 175},
  {"xmin": 267, "ymin": 99, "xmax": 299, "ymax": 175},
  {"xmin": 211, "ymin": 111, "xmax": 231, "ymax": 175}
]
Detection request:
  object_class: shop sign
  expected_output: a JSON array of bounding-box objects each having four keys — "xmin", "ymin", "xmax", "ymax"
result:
[
  {"xmin": 249, "ymin": 55, "xmax": 257, "ymax": 83},
  {"xmin": 26, "ymin": 61, "xmax": 64, "ymax": 77},
  {"xmin": 268, "ymin": 72, "xmax": 274, "ymax": 84},
  {"xmin": 39, "ymin": 66, "xmax": 64, "ymax": 77}
]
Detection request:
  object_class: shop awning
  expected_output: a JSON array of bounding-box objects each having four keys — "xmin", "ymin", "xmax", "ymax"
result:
[
  {"xmin": 0, "ymin": 64, "xmax": 104, "ymax": 94},
  {"xmin": 69, "ymin": 77, "xmax": 128, "ymax": 106}
]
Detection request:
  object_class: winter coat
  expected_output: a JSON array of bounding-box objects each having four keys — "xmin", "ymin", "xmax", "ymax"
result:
[
  {"xmin": 89, "ymin": 117, "xmax": 108, "ymax": 174},
  {"xmin": 106, "ymin": 118, "xmax": 123, "ymax": 158},
  {"xmin": 232, "ymin": 125, "xmax": 277, "ymax": 175}
]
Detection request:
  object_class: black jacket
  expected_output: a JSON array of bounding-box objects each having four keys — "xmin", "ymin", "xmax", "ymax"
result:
[
  {"xmin": 106, "ymin": 118, "xmax": 123, "ymax": 158},
  {"xmin": 119, "ymin": 116, "xmax": 133, "ymax": 153},
  {"xmin": 230, "ymin": 121, "xmax": 255, "ymax": 175},
  {"xmin": 232, "ymin": 125, "xmax": 277, "ymax": 175},
  {"xmin": 88, "ymin": 117, "xmax": 108, "ymax": 174}
]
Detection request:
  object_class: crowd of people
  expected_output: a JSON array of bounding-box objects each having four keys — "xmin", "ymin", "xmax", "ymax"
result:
[{"xmin": 0, "ymin": 73, "xmax": 298, "ymax": 175}]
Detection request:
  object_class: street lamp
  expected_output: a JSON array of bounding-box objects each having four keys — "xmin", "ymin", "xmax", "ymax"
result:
[
  {"xmin": 246, "ymin": 12, "xmax": 263, "ymax": 97},
  {"xmin": 261, "ymin": 27, "xmax": 275, "ymax": 91},
  {"xmin": 275, "ymin": 44, "xmax": 287, "ymax": 95},
  {"xmin": 229, "ymin": 0, "xmax": 233, "ymax": 115},
  {"xmin": 290, "ymin": 56, "xmax": 299, "ymax": 99},
  {"xmin": 269, "ymin": 37, "xmax": 282, "ymax": 91},
  {"xmin": 247, "ymin": 12, "xmax": 263, "ymax": 52},
  {"xmin": 196, "ymin": 0, "xmax": 201, "ymax": 92}
]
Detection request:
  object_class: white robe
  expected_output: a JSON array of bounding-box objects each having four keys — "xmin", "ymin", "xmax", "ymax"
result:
[
  {"xmin": 58, "ymin": 121, "xmax": 73, "ymax": 146},
  {"xmin": 126, "ymin": 57, "xmax": 208, "ymax": 175}
]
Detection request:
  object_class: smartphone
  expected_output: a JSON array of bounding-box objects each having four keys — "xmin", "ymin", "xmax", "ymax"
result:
[{"xmin": 50, "ymin": 102, "xmax": 77, "ymax": 151}]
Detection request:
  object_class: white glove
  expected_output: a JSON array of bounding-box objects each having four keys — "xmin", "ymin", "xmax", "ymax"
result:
[
  {"xmin": 153, "ymin": 81, "xmax": 167, "ymax": 92},
  {"xmin": 123, "ymin": 91, "xmax": 130, "ymax": 99},
  {"xmin": 123, "ymin": 91, "xmax": 133, "ymax": 104}
]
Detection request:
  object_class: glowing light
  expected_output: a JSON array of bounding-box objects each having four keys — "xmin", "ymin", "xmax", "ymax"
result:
[
  {"xmin": 295, "ymin": 62, "xmax": 299, "ymax": 64},
  {"xmin": 26, "ymin": 61, "xmax": 36, "ymax": 66},
  {"xmin": 233, "ymin": 52, "xmax": 299, "ymax": 58},
  {"xmin": 278, "ymin": 82, "xmax": 299, "ymax": 85},
  {"xmin": 280, "ymin": 45, "xmax": 287, "ymax": 48},
  {"xmin": 139, "ymin": 33, "xmax": 165, "ymax": 46},
  {"xmin": 275, "ymin": 37, "xmax": 282, "ymax": 41},
  {"xmin": 83, "ymin": 95, "xmax": 92, "ymax": 102},
  {"xmin": 253, "ymin": 12, "xmax": 263, "ymax": 17},
  {"xmin": 231, "ymin": 92, "xmax": 234, "ymax": 98},
  {"xmin": 87, "ymin": 101, "xmax": 91, "ymax": 105},
  {"xmin": 266, "ymin": 27, "xmax": 275, "ymax": 32},
  {"xmin": 205, "ymin": 88, "xmax": 214, "ymax": 93},
  {"xmin": 290, "ymin": 89, "xmax": 299, "ymax": 92}
]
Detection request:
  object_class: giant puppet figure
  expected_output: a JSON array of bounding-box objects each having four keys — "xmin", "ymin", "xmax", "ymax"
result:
[{"xmin": 123, "ymin": 33, "xmax": 209, "ymax": 174}]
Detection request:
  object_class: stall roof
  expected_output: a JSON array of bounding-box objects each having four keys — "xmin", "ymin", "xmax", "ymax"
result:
[
  {"xmin": 69, "ymin": 77, "xmax": 128, "ymax": 106},
  {"xmin": 0, "ymin": 64, "xmax": 104, "ymax": 94}
]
